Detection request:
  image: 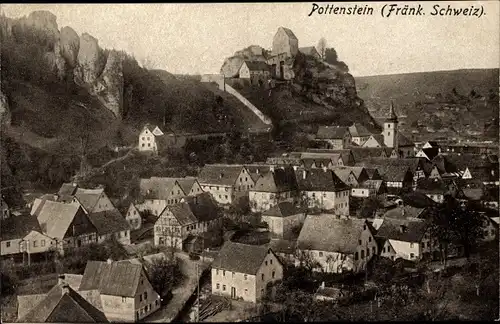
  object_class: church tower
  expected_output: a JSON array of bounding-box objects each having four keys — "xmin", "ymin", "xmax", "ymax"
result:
[{"xmin": 382, "ymin": 101, "xmax": 398, "ymax": 148}]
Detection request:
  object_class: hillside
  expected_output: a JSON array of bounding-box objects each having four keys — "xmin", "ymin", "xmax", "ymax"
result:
[{"xmin": 357, "ymin": 69, "xmax": 499, "ymax": 140}]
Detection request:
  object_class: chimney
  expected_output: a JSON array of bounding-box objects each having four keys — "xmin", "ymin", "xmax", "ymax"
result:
[
  {"xmin": 61, "ymin": 283, "xmax": 70, "ymax": 294},
  {"xmin": 107, "ymin": 258, "xmax": 113, "ymax": 264},
  {"xmin": 269, "ymin": 166, "xmax": 275, "ymax": 173},
  {"xmin": 323, "ymin": 166, "xmax": 328, "ymax": 172},
  {"xmin": 293, "ymin": 166, "xmax": 298, "ymax": 171},
  {"xmin": 302, "ymin": 170, "xmax": 307, "ymax": 180},
  {"xmin": 58, "ymin": 274, "xmax": 65, "ymax": 285},
  {"xmin": 320, "ymin": 281, "xmax": 325, "ymax": 289}
]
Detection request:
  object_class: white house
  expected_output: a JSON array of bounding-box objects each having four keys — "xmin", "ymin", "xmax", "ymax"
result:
[
  {"xmin": 138, "ymin": 124, "xmax": 165, "ymax": 154},
  {"xmin": 249, "ymin": 167, "xmax": 297, "ymax": 213},
  {"xmin": 297, "ymin": 214, "xmax": 377, "ymax": 273},
  {"xmin": 261, "ymin": 202, "xmax": 305, "ymax": 239},
  {"xmin": 348, "ymin": 123, "xmax": 372, "ymax": 146},
  {"xmin": 211, "ymin": 242, "xmax": 283, "ymax": 303},
  {"xmin": 238, "ymin": 61, "xmax": 271, "ymax": 86},
  {"xmin": 315, "ymin": 126, "xmax": 352, "ymax": 150},
  {"xmin": 125, "ymin": 203, "xmax": 142, "ymax": 230}
]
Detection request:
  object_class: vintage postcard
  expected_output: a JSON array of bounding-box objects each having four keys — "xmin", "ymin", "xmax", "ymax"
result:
[{"xmin": 0, "ymin": 2, "xmax": 499, "ymax": 323}]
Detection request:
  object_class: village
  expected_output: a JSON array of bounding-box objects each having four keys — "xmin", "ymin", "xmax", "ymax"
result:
[{"xmin": 1, "ymin": 25, "xmax": 499, "ymax": 323}]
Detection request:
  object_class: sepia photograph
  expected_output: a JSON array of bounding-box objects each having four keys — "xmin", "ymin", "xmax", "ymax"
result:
[{"xmin": 0, "ymin": 1, "xmax": 499, "ymax": 322}]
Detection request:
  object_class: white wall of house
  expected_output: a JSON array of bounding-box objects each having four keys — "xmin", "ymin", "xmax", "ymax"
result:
[
  {"xmin": 261, "ymin": 213, "xmax": 304, "ymax": 238},
  {"xmin": 425, "ymin": 193, "xmax": 444, "ymax": 204},
  {"xmin": 382, "ymin": 239, "xmax": 421, "ymax": 261},
  {"xmin": 201, "ymin": 185, "xmax": 234, "ymax": 205},
  {"xmin": 352, "ymin": 136, "xmax": 370, "ymax": 146},
  {"xmin": 1, "ymin": 238, "xmax": 23, "ymax": 256},
  {"xmin": 134, "ymin": 270, "xmax": 162, "ymax": 321},
  {"xmin": 249, "ymin": 191, "xmax": 294, "ymax": 213},
  {"xmin": 362, "ymin": 136, "xmax": 383, "ymax": 148},
  {"xmin": 302, "ymin": 190, "xmax": 349, "ymax": 214},
  {"xmin": 138, "ymin": 128, "xmax": 158, "ymax": 153},
  {"xmin": 351, "ymin": 188, "xmax": 370, "ymax": 197},
  {"xmin": 212, "ymin": 269, "xmax": 257, "ymax": 303},
  {"xmin": 126, "ymin": 204, "xmax": 142, "ymax": 230}
]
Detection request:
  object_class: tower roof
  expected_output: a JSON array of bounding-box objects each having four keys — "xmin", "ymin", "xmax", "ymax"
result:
[{"xmin": 385, "ymin": 101, "xmax": 398, "ymax": 122}]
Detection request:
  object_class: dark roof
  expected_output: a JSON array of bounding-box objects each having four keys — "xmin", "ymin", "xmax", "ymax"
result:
[
  {"xmin": 268, "ymin": 239, "xmax": 297, "ymax": 255},
  {"xmin": 253, "ymin": 168, "xmax": 297, "ymax": 193},
  {"xmin": 18, "ymin": 283, "xmax": 108, "ymax": 323},
  {"xmin": 262, "ymin": 202, "xmax": 304, "ymax": 218},
  {"xmin": 432, "ymin": 155, "xmax": 459, "ymax": 174},
  {"xmin": 397, "ymin": 133, "xmax": 414, "ymax": 147},
  {"xmin": 415, "ymin": 178, "xmax": 450, "ymax": 194},
  {"xmin": 162, "ymin": 192, "xmax": 221, "ymax": 226},
  {"xmin": 279, "ymin": 27, "xmax": 298, "ymax": 40},
  {"xmin": 376, "ymin": 218, "xmax": 428, "ymax": 243},
  {"xmin": 385, "ymin": 101, "xmax": 398, "ymax": 122},
  {"xmin": 357, "ymin": 157, "xmax": 426, "ymax": 174},
  {"xmin": 198, "ymin": 164, "xmax": 246, "ymax": 186},
  {"xmin": 87, "ymin": 209, "xmax": 130, "ymax": 236},
  {"xmin": 350, "ymin": 147, "xmax": 391, "ymax": 162},
  {"xmin": 130, "ymin": 223, "xmax": 154, "ymax": 243},
  {"xmin": 139, "ymin": 177, "xmax": 184, "ymax": 200},
  {"xmin": 377, "ymin": 165, "xmax": 412, "ymax": 182},
  {"xmin": 296, "ymin": 169, "xmax": 349, "ymax": 192},
  {"xmin": 316, "ymin": 126, "xmax": 349, "ymax": 139},
  {"xmin": 366, "ymin": 134, "xmax": 385, "ymax": 146},
  {"xmin": 298, "ymin": 215, "xmax": 369, "ymax": 254},
  {"xmin": 401, "ymin": 192, "xmax": 437, "ymax": 208},
  {"xmin": 298, "ymin": 46, "xmax": 319, "ymax": 57},
  {"xmin": 79, "ymin": 261, "xmax": 144, "ymax": 297},
  {"xmin": 349, "ymin": 123, "xmax": 372, "ymax": 137},
  {"xmin": 1, "ymin": 214, "xmax": 41, "ymax": 240},
  {"xmin": 301, "ymin": 158, "xmax": 333, "ymax": 169},
  {"xmin": 212, "ymin": 242, "xmax": 273, "ymax": 275},
  {"xmin": 425, "ymin": 141, "xmax": 439, "ymax": 148},
  {"xmin": 305, "ymin": 149, "xmax": 354, "ymax": 165},
  {"xmin": 421, "ymin": 148, "xmax": 440, "ymax": 160},
  {"xmin": 441, "ymin": 153, "xmax": 493, "ymax": 170},
  {"xmin": 243, "ymin": 61, "xmax": 270, "ymax": 72},
  {"xmin": 57, "ymin": 183, "xmax": 78, "ymax": 197},
  {"xmin": 382, "ymin": 205, "xmax": 426, "ymax": 220},
  {"xmin": 73, "ymin": 188, "xmax": 105, "ymax": 212}
]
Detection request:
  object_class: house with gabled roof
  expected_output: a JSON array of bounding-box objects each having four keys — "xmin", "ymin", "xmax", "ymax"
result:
[
  {"xmin": 138, "ymin": 177, "xmax": 203, "ymax": 216},
  {"xmin": 295, "ymin": 169, "xmax": 350, "ymax": 214},
  {"xmin": 125, "ymin": 203, "xmax": 142, "ymax": 230},
  {"xmin": 306, "ymin": 148, "xmax": 355, "ymax": 166},
  {"xmin": 381, "ymin": 204, "xmax": 428, "ymax": 220},
  {"xmin": 54, "ymin": 183, "xmax": 117, "ymax": 215},
  {"xmin": 87, "ymin": 209, "xmax": 131, "ymax": 245},
  {"xmin": 349, "ymin": 147, "xmax": 393, "ymax": 163},
  {"xmin": 272, "ymin": 26, "xmax": 298, "ymax": 57},
  {"xmin": 299, "ymin": 46, "xmax": 321, "ymax": 59},
  {"xmin": 376, "ymin": 217, "xmax": 434, "ymax": 261},
  {"xmin": 17, "ymin": 280, "xmax": 109, "ymax": 323},
  {"xmin": 415, "ymin": 178, "xmax": 459, "ymax": 204},
  {"xmin": 198, "ymin": 164, "xmax": 255, "ymax": 205},
  {"xmin": 238, "ymin": 61, "xmax": 271, "ymax": 86},
  {"xmin": 416, "ymin": 147, "xmax": 440, "ymax": 161},
  {"xmin": 362, "ymin": 134, "xmax": 385, "ymax": 148},
  {"xmin": 297, "ymin": 214, "xmax": 377, "ymax": 273},
  {"xmin": 153, "ymin": 192, "xmax": 222, "ymax": 249},
  {"xmin": 315, "ymin": 126, "xmax": 352, "ymax": 149},
  {"xmin": 79, "ymin": 259, "xmax": 161, "ymax": 322},
  {"xmin": 348, "ymin": 123, "xmax": 372, "ymax": 146},
  {"xmin": 249, "ymin": 167, "xmax": 298, "ymax": 212},
  {"xmin": 138, "ymin": 124, "xmax": 165, "ymax": 154},
  {"xmin": 211, "ymin": 242, "xmax": 283, "ymax": 303},
  {"xmin": 261, "ymin": 202, "xmax": 305, "ymax": 239},
  {"xmin": 37, "ymin": 200, "xmax": 97, "ymax": 252}
]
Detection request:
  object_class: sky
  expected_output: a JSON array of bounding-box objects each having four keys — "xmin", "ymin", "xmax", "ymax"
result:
[{"xmin": 2, "ymin": 2, "xmax": 499, "ymax": 77}]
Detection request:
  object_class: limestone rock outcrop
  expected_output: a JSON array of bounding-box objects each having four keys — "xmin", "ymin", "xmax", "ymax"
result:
[
  {"xmin": 95, "ymin": 50, "xmax": 124, "ymax": 118},
  {"xmin": 59, "ymin": 26, "xmax": 80, "ymax": 68},
  {"xmin": 74, "ymin": 33, "xmax": 104, "ymax": 85},
  {"xmin": 0, "ymin": 89, "xmax": 11, "ymax": 126}
]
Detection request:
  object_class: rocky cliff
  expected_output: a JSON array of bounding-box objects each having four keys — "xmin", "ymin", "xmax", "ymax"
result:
[{"xmin": 3, "ymin": 11, "xmax": 124, "ymax": 119}]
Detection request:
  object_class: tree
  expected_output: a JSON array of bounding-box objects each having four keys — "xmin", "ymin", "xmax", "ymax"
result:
[
  {"xmin": 316, "ymin": 37, "xmax": 327, "ymax": 60},
  {"xmin": 324, "ymin": 48, "xmax": 338, "ymax": 64},
  {"xmin": 145, "ymin": 256, "xmax": 183, "ymax": 298}
]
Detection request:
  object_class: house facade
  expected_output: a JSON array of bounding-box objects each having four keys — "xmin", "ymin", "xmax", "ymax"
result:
[
  {"xmin": 239, "ymin": 61, "xmax": 271, "ymax": 86},
  {"xmin": 297, "ymin": 215, "xmax": 377, "ymax": 273},
  {"xmin": 138, "ymin": 125, "xmax": 164, "ymax": 154},
  {"xmin": 198, "ymin": 165, "xmax": 255, "ymax": 205},
  {"xmin": 315, "ymin": 126, "xmax": 352, "ymax": 150},
  {"xmin": 272, "ymin": 26, "xmax": 299, "ymax": 58},
  {"xmin": 211, "ymin": 242, "xmax": 284, "ymax": 303},
  {"xmin": 79, "ymin": 260, "xmax": 161, "ymax": 322},
  {"xmin": 261, "ymin": 202, "xmax": 305, "ymax": 239},
  {"xmin": 349, "ymin": 123, "xmax": 372, "ymax": 146},
  {"xmin": 249, "ymin": 167, "xmax": 297, "ymax": 213},
  {"xmin": 125, "ymin": 203, "xmax": 142, "ymax": 230}
]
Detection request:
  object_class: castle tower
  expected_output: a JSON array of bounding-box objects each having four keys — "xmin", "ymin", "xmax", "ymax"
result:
[{"xmin": 382, "ymin": 101, "xmax": 398, "ymax": 148}]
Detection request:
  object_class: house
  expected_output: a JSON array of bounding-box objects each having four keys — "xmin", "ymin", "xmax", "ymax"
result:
[
  {"xmin": 295, "ymin": 169, "xmax": 350, "ymax": 214},
  {"xmin": 315, "ymin": 126, "xmax": 352, "ymax": 149},
  {"xmin": 348, "ymin": 123, "xmax": 372, "ymax": 146},
  {"xmin": 261, "ymin": 202, "xmax": 305, "ymax": 239},
  {"xmin": 416, "ymin": 147, "xmax": 440, "ymax": 161},
  {"xmin": 211, "ymin": 242, "xmax": 284, "ymax": 303},
  {"xmin": 238, "ymin": 61, "xmax": 271, "ymax": 86},
  {"xmin": 266, "ymin": 52, "xmax": 295, "ymax": 80},
  {"xmin": 357, "ymin": 157, "xmax": 429, "ymax": 186},
  {"xmin": 422, "ymin": 141, "xmax": 439, "ymax": 149},
  {"xmin": 138, "ymin": 124, "xmax": 165, "ymax": 154},
  {"xmin": 198, "ymin": 164, "xmax": 255, "ymax": 205},
  {"xmin": 376, "ymin": 218, "xmax": 433, "ymax": 261},
  {"xmin": 333, "ymin": 168, "xmax": 359, "ymax": 188},
  {"xmin": 87, "ymin": 209, "xmax": 131, "ymax": 245},
  {"xmin": 374, "ymin": 165, "xmax": 413, "ymax": 193},
  {"xmin": 268, "ymin": 239, "xmax": 297, "ymax": 265},
  {"xmin": 138, "ymin": 177, "xmax": 203, "ymax": 216},
  {"xmin": 266, "ymin": 156, "xmax": 303, "ymax": 167},
  {"xmin": 125, "ymin": 203, "xmax": 142, "ymax": 230},
  {"xmin": 361, "ymin": 134, "xmax": 386, "ymax": 148},
  {"xmin": 297, "ymin": 214, "xmax": 377, "ymax": 273},
  {"xmin": 300, "ymin": 152, "xmax": 347, "ymax": 168},
  {"xmin": 17, "ymin": 281, "xmax": 109, "ymax": 323},
  {"xmin": 353, "ymin": 180, "xmax": 386, "ymax": 197},
  {"xmin": 1, "ymin": 197, "xmax": 10, "ymax": 219},
  {"xmin": 381, "ymin": 204, "xmax": 428, "ymax": 220},
  {"xmin": 57, "ymin": 184, "xmax": 117, "ymax": 214},
  {"xmin": 79, "ymin": 260, "xmax": 161, "ymax": 322},
  {"xmin": 37, "ymin": 200, "xmax": 97, "ymax": 252},
  {"xmin": 249, "ymin": 167, "xmax": 297, "ymax": 213},
  {"xmin": 314, "ymin": 282, "xmax": 353, "ymax": 302},
  {"xmin": 349, "ymin": 147, "xmax": 393, "ymax": 163},
  {"xmin": 415, "ymin": 178, "xmax": 457, "ymax": 203},
  {"xmin": 272, "ymin": 26, "xmax": 299, "ymax": 58},
  {"xmin": 305, "ymin": 148, "xmax": 356, "ymax": 166},
  {"xmin": 298, "ymin": 46, "xmax": 321, "ymax": 59},
  {"xmin": 427, "ymin": 165, "xmax": 443, "ymax": 180},
  {"xmin": 154, "ymin": 192, "xmax": 222, "ymax": 249},
  {"xmin": 1, "ymin": 214, "xmax": 55, "ymax": 259}
]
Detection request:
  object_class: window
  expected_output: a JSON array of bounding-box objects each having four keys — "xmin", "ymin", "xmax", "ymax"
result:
[
  {"xmin": 147, "ymin": 143, "xmax": 150, "ymax": 147},
  {"xmin": 244, "ymin": 274, "xmax": 247, "ymax": 280},
  {"xmin": 367, "ymin": 249, "xmax": 370, "ymax": 257},
  {"xmin": 33, "ymin": 240, "xmax": 38, "ymax": 247},
  {"xmin": 41, "ymin": 240, "xmax": 46, "ymax": 247},
  {"xmin": 355, "ymin": 252, "xmax": 359, "ymax": 260},
  {"xmin": 216, "ymin": 283, "xmax": 220, "ymax": 289},
  {"xmin": 122, "ymin": 297, "xmax": 126, "ymax": 303},
  {"xmin": 361, "ymin": 250, "xmax": 365, "ymax": 259},
  {"xmin": 6, "ymin": 241, "xmax": 10, "ymax": 247},
  {"xmin": 369, "ymin": 237, "xmax": 372, "ymax": 242},
  {"xmin": 358, "ymin": 240, "xmax": 362, "ymax": 245},
  {"xmin": 142, "ymin": 137, "xmax": 145, "ymax": 140},
  {"xmin": 144, "ymin": 292, "xmax": 148, "ymax": 300},
  {"xmin": 261, "ymin": 274, "xmax": 264, "ymax": 281},
  {"xmin": 225, "ymin": 195, "xmax": 228, "ymax": 199},
  {"xmin": 156, "ymin": 300, "xmax": 159, "ymax": 306},
  {"xmin": 372, "ymin": 246, "xmax": 376, "ymax": 255},
  {"xmin": 245, "ymin": 289, "xmax": 248, "ymax": 294},
  {"xmin": 265, "ymin": 261, "xmax": 268, "ymax": 266},
  {"xmin": 261, "ymin": 289, "xmax": 264, "ymax": 295},
  {"xmin": 388, "ymin": 132, "xmax": 391, "ymax": 136},
  {"xmin": 410, "ymin": 253, "xmax": 415, "ymax": 259},
  {"xmin": 319, "ymin": 252, "xmax": 323, "ymax": 257},
  {"xmin": 140, "ymin": 295, "xmax": 143, "ymax": 302},
  {"xmin": 272, "ymin": 271, "xmax": 276, "ymax": 279},
  {"xmin": 410, "ymin": 243, "xmax": 414, "ymax": 248},
  {"xmin": 223, "ymin": 285, "xmax": 226, "ymax": 291},
  {"xmin": 232, "ymin": 272, "xmax": 235, "ymax": 277},
  {"xmin": 142, "ymin": 144, "xmax": 145, "ymax": 147},
  {"xmin": 223, "ymin": 270, "xmax": 226, "ymax": 277},
  {"xmin": 363, "ymin": 225, "xmax": 367, "ymax": 230},
  {"xmin": 141, "ymin": 279, "xmax": 144, "ymax": 285},
  {"xmin": 270, "ymin": 259, "xmax": 272, "ymax": 265}
]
